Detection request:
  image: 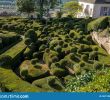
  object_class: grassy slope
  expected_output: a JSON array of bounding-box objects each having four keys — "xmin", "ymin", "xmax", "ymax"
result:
[
  {"xmin": 0, "ymin": 41, "xmax": 45, "ymax": 92},
  {"xmin": 0, "ymin": 67, "xmax": 44, "ymax": 92},
  {"xmin": 1, "ymin": 40, "xmax": 26, "ymax": 59}
]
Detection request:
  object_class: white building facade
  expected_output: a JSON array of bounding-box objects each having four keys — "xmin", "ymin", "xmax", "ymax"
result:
[
  {"xmin": 78, "ymin": 0, "xmax": 110, "ymax": 18},
  {"xmin": 0, "ymin": 0, "xmax": 17, "ymax": 14}
]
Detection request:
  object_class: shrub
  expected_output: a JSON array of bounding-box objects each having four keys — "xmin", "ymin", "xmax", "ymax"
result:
[
  {"xmin": 87, "ymin": 16, "xmax": 109, "ymax": 32},
  {"xmin": 23, "ymin": 48, "xmax": 33, "ymax": 60},
  {"xmin": 28, "ymin": 42, "xmax": 36, "ymax": 50},
  {"xmin": 51, "ymin": 56, "xmax": 59, "ymax": 63},
  {"xmin": 24, "ymin": 38, "xmax": 31, "ymax": 45},
  {"xmin": 54, "ymin": 46, "xmax": 62, "ymax": 53},
  {"xmin": 2, "ymin": 24, "xmax": 8, "ymax": 30},
  {"xmin": 86, "ymin": 35, "xmax": 92, "ymax": 41},
  {"xmin": 59, "ymin": 41, "xmax": 63, "ymax": 46},
  {"xmin": 0, "ymin": 55, "xmax": 12, "ymax": 66},
  {"xmin": 70, "ymin": 47, "xmax": 77, "ymax": 53},
  {"xmin": 50, "ymin": 62, "xmax": 61, "ymax": 68},
  {"xmin": 56, "ymin": 11, "xmax": 63, "ymax": 18},
  {"xmin": 93, "ymin": 62, "xmax": 103, "ymax": 70},
  {"xmin": 50, "ymin": 68, "xmax": 67, "ymax": 77},
  {"xmin": 33, "ymin": 52, "xmax": 38, "ymax": 58},
  {"xmin": 34, "ymin": 63, "xmax": 42, "ymax": 69},
  {"xmin": 79, "ymin": 61, "xmax": 85, "ymax": 67},
  {"xmin": 73, "ymin": 64, "xmax": 81, "ymax": 75},
  {"xmin": 63, "ymin": 43, "xmax": 68, "ymax": 48},
  {"xmin": 77, "ymin": 70, "xmax": 110, "ymax": 92},
  {"xmin": 25, "ymin": 29, "xmax": 37, "ymax": 42},
  {"xmin": 81, "ymin": 55, "xmax": 88, "ymax": 62},
  {"xmin": 39, "ymin": 44, "xmax": 47, "ymax": 51},
  {"xmin": 0, "ymin": 67, "xmax": 43, "ymax": 92},
  {"xmin": 93, "ymin": 47, "xmax": 98, "ymax": 51},
  {"xmin": 32, "ymin": 76, "xmax": 64, "ymax": 91},
  {"xmin": 89, "ymin": 51, "xmax": 98, "ymax": 60},
  {"xmin": 69, "ymin": 32, "xmax": 74, "ymax": 38},
  {"xmin": 45, "ymin": 48, "xmax": 50, "ymax": 53},
  {"xmin": 31, "ymin": 58, "xmax": 39, "ymax": 65},
  {"xmin": 59, "ymin": 59, "xmax": 68, "ymax": 68},
  {"xmin": 43, "ymin": 50, "xmax": 58, "ymax": 66}
]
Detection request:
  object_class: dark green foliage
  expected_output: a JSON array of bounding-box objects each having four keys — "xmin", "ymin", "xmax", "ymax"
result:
[
  {"xmin": 70, "ymin": 47, "xmax": 77, "ymax": 53},
  {"xmin": 31, "ymin": 58, "xmax": 38, "ymax": 65},
  {"xmin": 93, "ymin": 62, "xmax": 103, "ymax": 70},
  {"xmin": 33, "ymin": 52, "xmax": 38, "ymax": 58},
  {"xmin": 1, "ymin": 17, "xmax": 110, "ymax": 92},
  {"xmin": 50, "ymin": 68, "xmax": 67, "ymax": 77},
  {"xmin": 79, "ymin": 61, "xmax": 85, "ymax": 67},
  {"xmin": 87, "ymin": 16, "xmax": 109, "ymax": 32},
  {"xmin": 39, "ymin": 44, "xmax": 47, "ymax": 51},
  {"xmin": 81, "ymin": 55, "xmax": 88, "ymax": 62},
  {"xmin": 93, "ymin": 47, "xmax": 98, "ymax": 51},
  {"xmin": 25, "ymin": 29, "xmax": 37, "ymax": 43},
  {"xmin": 65, "ymin": 72, "xmax": 94, "ymax": 92},
  {"xmin": 89, "ymin": 51, "xmax": 98, "ymax": 60},
  {"xmin": 0, "ymin": 55, "xmax": 12, "ymax": 66},
  {"xmin": 24, "ymin": 38, "xmax": 31, "ymax": 45},
  {"xmin": 54, "ymin": 46, "xmax": 62, "ymax": 53},
  {"xmin": 24, "ymin": 48, "xmax": 33, "ymax": 60},
  {"xmin": 32, "ymin": 76, "xmax": 64, "ymax": 91}
]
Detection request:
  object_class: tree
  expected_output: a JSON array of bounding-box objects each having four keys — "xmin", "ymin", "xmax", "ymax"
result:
[
  {"xmin": 17, "ymin": 0, "xmax": 35, "ymax": 17},
  {"xmin": 63, "ymin": 1, "xmax": 82, "ymax": 17},
  {"xmin": 35, "ymin": 0, "xmax": 59, "ymax": 18}
]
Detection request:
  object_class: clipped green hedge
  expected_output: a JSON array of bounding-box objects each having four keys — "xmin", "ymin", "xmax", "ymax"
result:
[
  {"xmin": 32, "ymin": 76, "xmax": 64, "ymax": 92},
  {"xmin": 87, "ymin": 16, "xmax": 109, "ymax": 32},
  {"xmin": 0, "ymin": 67, "xmax": 44, "ymax": 92}
]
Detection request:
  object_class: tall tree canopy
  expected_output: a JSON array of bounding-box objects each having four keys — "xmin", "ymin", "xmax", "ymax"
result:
[
  {"xmin": 17, "ymin": 0, "xmax": 35, "ymax": 17},
  {"xmin": 35, "ymin": 0, "xmax": 59, "ymax": 18},
  {"xmin": 63, "ymin": 1, "xmax": 82, "ymax": 17}
]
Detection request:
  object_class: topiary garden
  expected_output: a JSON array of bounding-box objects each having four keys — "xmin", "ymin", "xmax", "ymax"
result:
[{"xmin": 0, "ymin": 16, "xmax": 110, "ymax": 92}]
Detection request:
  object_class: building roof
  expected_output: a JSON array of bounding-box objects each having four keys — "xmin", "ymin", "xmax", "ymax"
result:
[{"xmin": 78, "ymin": 0, "xmax": 110, "ymax": 4}]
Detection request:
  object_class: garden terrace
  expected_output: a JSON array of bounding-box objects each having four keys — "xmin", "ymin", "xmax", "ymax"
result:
[
  {"xmin": 0, "ymin": 17, "xmax": 110, "ymax": 92},
  {"xmin": 0, "ymin": 67, "xmax": 44, "ymax": 92}
]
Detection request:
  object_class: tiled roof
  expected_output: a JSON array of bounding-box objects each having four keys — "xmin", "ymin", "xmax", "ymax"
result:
[{"xmin": 78, "ymin": 0, "xmax": 110, "ymax": 4}]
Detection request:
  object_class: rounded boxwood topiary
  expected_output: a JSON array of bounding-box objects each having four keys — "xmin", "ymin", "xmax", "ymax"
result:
[
  {"xmin": 59, "ymin": 41, "xmax": 63, "ymax": 46},
  {"xmin": 33, "ymin": 52, "xmax": 39, "ymax": 58},
  {"xmin": 73, "ymin": 64, "xmax": 81, "ymax": 75},
  {"xmin": 34, "ymin": 63, "xmax": 42, "ymax": 69},
  {"xmin": 69, "ymin": 32, "xmax": 74, "ymax": 38},
  {"xmin": 86, "ymin": 35, "xmax": 92, "ymax": 41},
  {"xmin": 0, "ymin": 55, "xmax": 12, "ymax": 66},
  {"xmin": 79, "ymin": 61, "xmax": 85, "ymax": 67},
  {"xmin": 51, "ymin": 56, "xmax": 59, "ymax": 63},
  {"xmin": 50, "ymin": 62, "xmax": 60, "ymax": 68},
  {"xmin": 50, "ymin": 68, "xmax": 67, "ymax": 77},
  {"xmin": 29, "ymin": 42, "xmax": 36, "ymax": 50},
  {"xmin": 54, "ymin": 46, "xmax": 62, "ymax": 53},
  {"xmin": 45, "ymin": 48, "xmax": 50, "ymax": 53},
  {"xmin": 81, "ymin": 55, "xmax": 88, "ymax": 62},
  {"xmin": 39, "ymin": 44, "xmax": 47, "ymax": 51},
  {"xmin": 24, "ymin": 38, "xmax": 31, "ymax": 45},
  {"xmin": 63, "ymin": 43, "xmax": 68, "ymax": 48},
  {"xmin": 25, "ymin": 29, "xmax": 37, "ymax": 43},
  {"xmin": 93, "ymin": 62, "xmax": 103, "ymax": 70},
  {"xmin": 89, "ymin": 51, "xmax": 98, "ymax": 60},
  {"xmin": 60, "ymin": 59, "xmax": 68, "ymax": 68},
  {"xmin": 93, "ymin": 47, "xmax": 98, "ymax": 51},
  {"xmin": 70, "ymin": 47, "xmax": 77, "ymax": 53},
  {"xmin": 31, "ymin": 58, "xmax": 39, "ymax": 65}
]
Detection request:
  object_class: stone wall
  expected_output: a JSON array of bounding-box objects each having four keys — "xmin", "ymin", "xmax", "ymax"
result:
[{"xmin": 91, "ymin": 32, "xmax": 110, "ymax": 54}]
